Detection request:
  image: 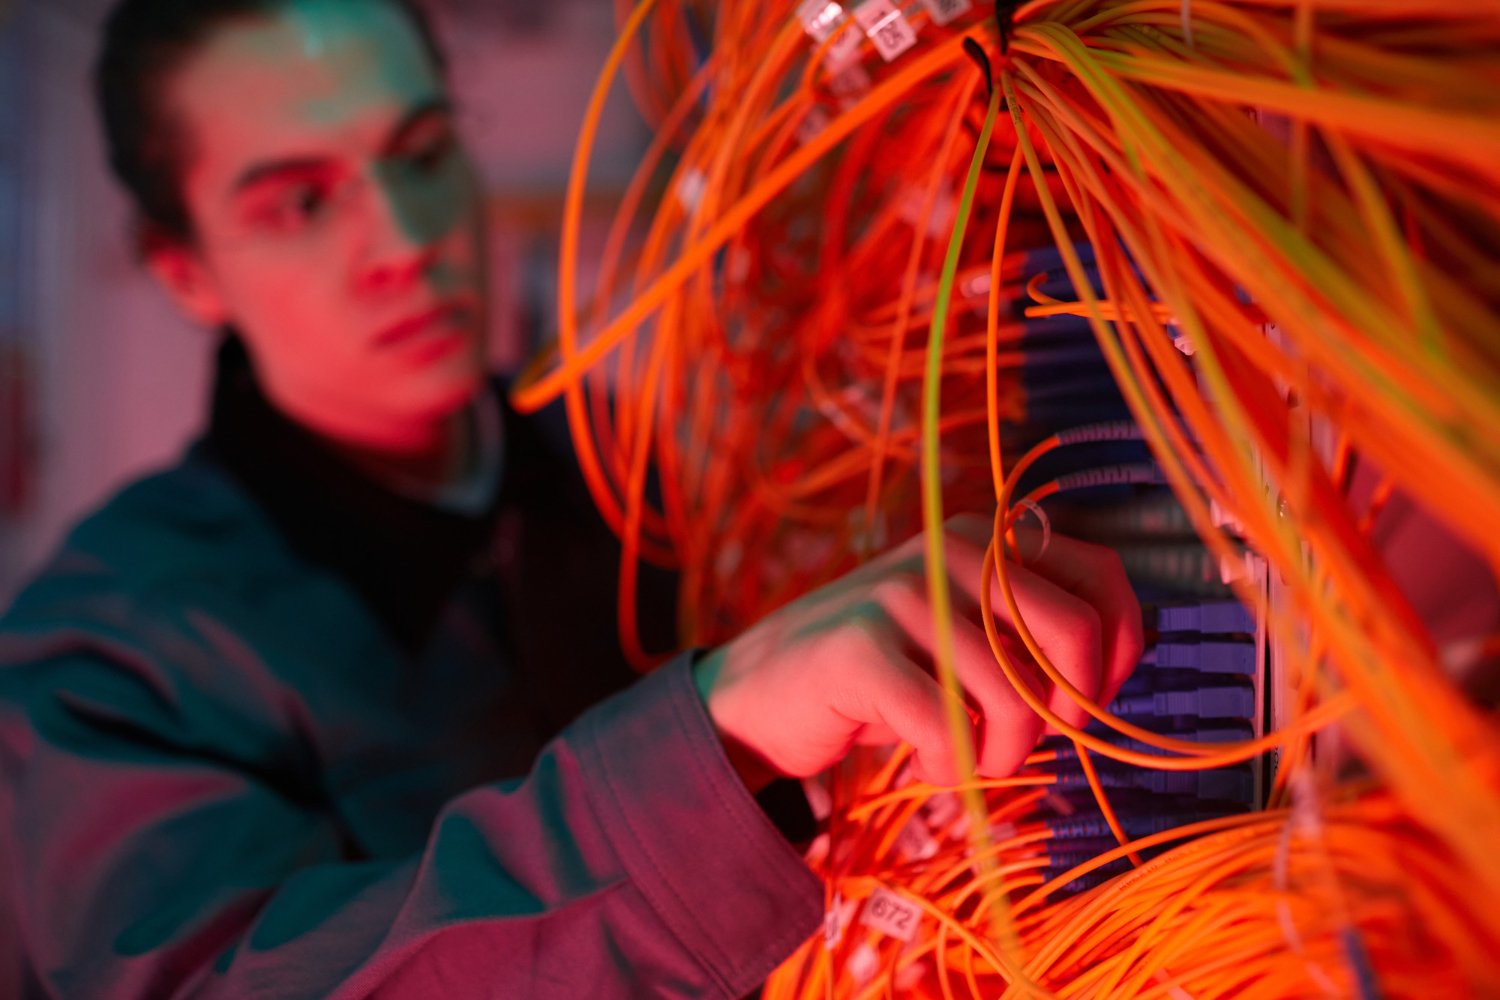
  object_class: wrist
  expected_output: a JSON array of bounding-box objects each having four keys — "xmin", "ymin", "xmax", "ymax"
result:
[{"xmin": 692, "ymin": 647, "xmax": 780, "ymax": 793}]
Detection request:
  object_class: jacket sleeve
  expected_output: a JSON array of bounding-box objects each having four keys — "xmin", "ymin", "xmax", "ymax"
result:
[{"xmin": 0, "ymin": 612, "xmax": 822, "ymax": 1000}]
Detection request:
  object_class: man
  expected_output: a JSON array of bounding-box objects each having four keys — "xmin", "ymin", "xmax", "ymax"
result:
[{"xmin": 0, "ymin": 1, "xmax": 1142, "ymax": 996}]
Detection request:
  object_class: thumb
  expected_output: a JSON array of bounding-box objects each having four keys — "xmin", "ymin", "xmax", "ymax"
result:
[{"xmin": 839, "ymin": 659, "xmax": 974, "ymax": 787}]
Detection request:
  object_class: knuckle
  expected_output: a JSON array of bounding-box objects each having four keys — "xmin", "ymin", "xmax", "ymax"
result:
[
  {"xmin": 1081, "ymin": 600, "xmax": 1104, "ymax": 642},
  {"xmin": 871, "ymin": 570, "xmax": 924, "ymax": 610},
  {"xmin": 839, "ymin": 601, "xmax": 895, "ymax": 651},
  {"xmin": 1054, "ymin": 603, "xmax": 1103, "ymax": 691},
  {"xmin": 1064, "ymin": 596, "xmax": 1103, "ymax": 649}
]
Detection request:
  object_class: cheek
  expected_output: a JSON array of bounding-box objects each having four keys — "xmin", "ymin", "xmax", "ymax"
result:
[{"xmin": 215, "ymin": 258, "xmax": 362, "ymax": 364}]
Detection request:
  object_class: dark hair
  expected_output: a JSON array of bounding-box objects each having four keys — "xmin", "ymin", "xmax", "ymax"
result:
[{"xmin": 95, "ymin": 0, "xmax": 447, "ymax": 248}]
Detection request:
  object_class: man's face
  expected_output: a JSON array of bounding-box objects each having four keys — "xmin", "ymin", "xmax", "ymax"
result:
[{"xmin": 158, "ymin": 0, "xmax": 487, "ymax": 449}]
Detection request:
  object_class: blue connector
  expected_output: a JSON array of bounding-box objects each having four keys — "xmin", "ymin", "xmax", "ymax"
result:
[
  {"xmin": 1039, "ymin": 835, "xmax": 1131, "ymax": 857},
  {"xmin": 1019, "ymin": 242, "xmax": 1097, "ymax": 274},
  {"xmin": 1109, "ymin": 684, "xmax": 1256, "ymax": 721},
  {"xmin": 1049, "ymin": 763, "xmax": 1255, "ymax": 803},
  {"xmin": 1155, "ymin": 600, "xmax": 1257, "ymax": 635},
  {"xmin": 1044, "ymin": 851, "xmax": 1132, "ymax": 877},
  {"xmin": 1046, "ymin": 725, "xmax": 1253, "ymax": 759},
  {"xmin": 1045, "ymin": 872, "xmax": 1120, "ymax": 897},
  {"xmin": 1119, "ymin": 667, "xmax": 1250, "ymax": 697},
  {"xmin": 1047, "ymin": 808, "xmax": 1230, "ymax": 842},
  {"xmin": 1140, "ymin": 640, "xmax": 1258, "ymax": 676}
]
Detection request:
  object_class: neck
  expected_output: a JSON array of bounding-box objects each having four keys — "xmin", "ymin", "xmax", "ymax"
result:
[{"xmin": 335, "ymin": 409, "xmax": 473, "ymax": 493}]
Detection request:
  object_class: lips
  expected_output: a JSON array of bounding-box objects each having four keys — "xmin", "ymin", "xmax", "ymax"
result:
[{"xmin": 375, "ymin": 301, "xmax": 476, "ymax": 349}]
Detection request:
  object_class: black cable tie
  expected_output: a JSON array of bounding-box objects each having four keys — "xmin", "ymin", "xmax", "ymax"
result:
[
  {"xmin": 996, "ymin": 0, "xmax": 1020, "ymax": 54},
  {"xmin": 963, "ymin": 36, "xmax": 994, "ymax": 100}
]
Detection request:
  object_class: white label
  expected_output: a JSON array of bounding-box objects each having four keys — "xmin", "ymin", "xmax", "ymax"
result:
[
  {"xmin": 919, "ymin": 0, "xmax": 974, "ymax": 27},
  {"xmin": 823, "ymin": 892, "xmax": 844, "ymax": 950},
  {"xmin": 847, "ymin": 943, "xmax": 880, "ymax": 987},
  {"xmin": 990, "ymin": 821, "xmax": 1018, "ymax": 841},
  {"xmin": 797, "ymin": 0, "xmax": 846, "ymax": 40},
  {"xmin": 798, "ymin": 104, "xmax": 834, "ymax": 145},
  {"xmin": 829, "ymin": 64, "xmax": 874, "ymax": 107},
  {"xmin": 854, "ymin": 0, "xmax": 918, "ymax": 62},
  {"xmin": 860, "ymin": 886, "xmax": 921, "ymax": 942},
  {"xmin": 798, "ymin": 0, "xmax": 863, "ymax": 68},
  {"xmin": 922, "ymin": 791, "xmax": 963, "ymax": 829},
  {"xmin": 896, "ymin": 185, "xmax": 955, "ymax": 238},
  {"xmin": 896, "ymin": 818, "xmax": 939, "ymax": 861},
  {"xmin": 675, "ymin": 168, "xmax": 707, "ymax": 212},
  {"xmin": 825, "ymin": 24, "xmax": 864, "ymax": 68}
]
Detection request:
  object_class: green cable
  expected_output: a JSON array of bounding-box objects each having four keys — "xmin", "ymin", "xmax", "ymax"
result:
[{"xmin": 920, "ymin": 66, "xmax": 1042, "ymax": 991}]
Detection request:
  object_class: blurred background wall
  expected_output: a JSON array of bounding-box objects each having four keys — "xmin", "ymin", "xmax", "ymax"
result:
[{"xmin": 0, "ymin": 0, "xmax": 650, "ymax": 606}]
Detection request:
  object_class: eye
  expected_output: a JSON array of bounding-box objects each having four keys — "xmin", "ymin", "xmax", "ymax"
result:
[
  {"xmin": 408, "ymin": 130, "xmax": 457, "ymax": 173},
  {"xmin": 288, "ymin": 185, "xmax": 326, "ymax": 217},
  {"xmin": 253, "ymin": 182, "xmax": 330, "ymax": 233}
]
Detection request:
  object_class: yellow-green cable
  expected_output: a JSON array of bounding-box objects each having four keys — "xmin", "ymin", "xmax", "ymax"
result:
[{"xmin": 919, "ymin": 62, "xmax": 1042, "ymax": 994}]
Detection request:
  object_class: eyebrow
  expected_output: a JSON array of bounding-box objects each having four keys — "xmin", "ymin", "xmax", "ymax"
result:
[{"xmin": 227, "ymin": 97, "xmax": 456, "ymax": 197}]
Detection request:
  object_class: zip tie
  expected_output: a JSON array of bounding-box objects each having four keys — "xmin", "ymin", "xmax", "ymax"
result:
[{"xmin": 1012, "ymin": 498, "xmax": 1052, "ymax": 564}]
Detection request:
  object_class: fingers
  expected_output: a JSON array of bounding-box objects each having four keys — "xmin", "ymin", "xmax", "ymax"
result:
[
  {"xmin": 833, "ymin": 655, "xmax": 973, "ymax": 786},
  {"xmin": 954, "ymin": 615, "xmax": 1046, "ymax": 776},
  {"xmin": 947, "ymin": 511, "xmax": 1144, "ymax": 713},
  {"xmin": 994, "ymin": 563, "xmax": 1104, "ymax": 731},
  {"xmin": 874, "ymin": 571, "xmax": 1047, "ymax": 777},
  {"xmin": 833, "ymin": 512, "xmax": 1142, "ymax": 780},
  {"xmin": 936, "ymin": 523, "xmax": 1106, "ymax": 731},
  {"xmin": 1017, "ymin": 532, "xmax": 1144, "ymax": 706}
]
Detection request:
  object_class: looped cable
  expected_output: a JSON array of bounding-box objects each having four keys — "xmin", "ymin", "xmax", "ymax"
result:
[{"xmin": 1011, "ymin": 498, "xmax": 1053, "ymax": 565}]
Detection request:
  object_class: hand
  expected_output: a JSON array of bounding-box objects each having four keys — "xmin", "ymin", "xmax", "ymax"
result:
[{"xmin": 692, "ymin": 514, "xmax": 1143, "ymax": 790}]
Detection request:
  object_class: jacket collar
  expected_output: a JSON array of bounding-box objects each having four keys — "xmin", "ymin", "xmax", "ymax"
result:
[{"xmin": 198, "ymin": 336, "xmax": 501, "ymax": 655}]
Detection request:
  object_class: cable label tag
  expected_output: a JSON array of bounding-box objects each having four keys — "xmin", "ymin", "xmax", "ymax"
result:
[
  {"xmin": 853, "ymin": 0, "xmax": 919, "ymax": 62},
  {"xmin": 798, "ymin": 104, "xmax": 834, "ymax": 145},
  {"xmin": 860, "ymin": 886, "xmax": 921, "ymax": 942},
  {"xmin": 919, "ymin": 0, "xmax": 974, "ymax": 27},
  {"xmin": 829, "ymin": 64, "xmax": 874, "ymax": 107},
  {"xmin": 675, "ymin": 169, "xmax": 707, "ymax": 213},
  {"xmin": 896, "ymin": 816, "xmax": 939, "ymax": 861},
  {"xmin": 797, "ymin": 0, "xmax": 864, "ymax": 68},
  {"xmin": 823, "ymin": 892, "xmax": 844, "ymax": 950},
  {"xmin": 797, "ymin": 0, "xmax": 845, "ymax": 38}
]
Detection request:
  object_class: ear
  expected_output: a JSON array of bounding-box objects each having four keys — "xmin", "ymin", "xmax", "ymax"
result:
[{"xmin": 144, "ymin": 236, "xmax": 230, "ymax": 329}]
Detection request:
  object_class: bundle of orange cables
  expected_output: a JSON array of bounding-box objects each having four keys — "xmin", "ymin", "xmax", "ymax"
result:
[{"xmin": 512, "ymin": 0, "xmax": 1500, "ymax": 995}]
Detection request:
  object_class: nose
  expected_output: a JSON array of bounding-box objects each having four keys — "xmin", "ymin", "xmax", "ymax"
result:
[{"xmin": 355, "ymin": 168, "xmax": 444, "ymax": 296}]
